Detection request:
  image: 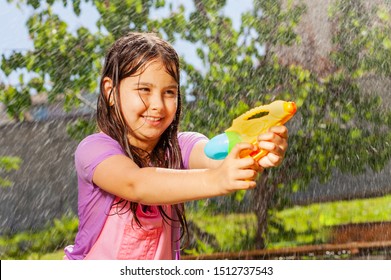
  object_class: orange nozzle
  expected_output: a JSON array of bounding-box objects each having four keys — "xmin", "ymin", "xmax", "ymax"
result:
[{"xmin": 284, "ymin": 101, "xmax": 297, "ymax": 114}]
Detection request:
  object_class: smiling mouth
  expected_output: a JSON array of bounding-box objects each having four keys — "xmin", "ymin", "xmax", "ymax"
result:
[
  {"xmin": 143, "ymin": 116, "xmax": 163, "ymax": 125},
  {"xmin": 143, "ymin": 116, "xmax": 163, "ymax": 122}
]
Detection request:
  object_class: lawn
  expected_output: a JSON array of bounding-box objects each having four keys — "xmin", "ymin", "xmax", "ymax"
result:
[
  {"xmin": 187, "ymin": 194, "xmax": 391, "ymax": 252},
  {"xmin": 3, "ymin": 195, "xmax": 391, "ymax": 259}
]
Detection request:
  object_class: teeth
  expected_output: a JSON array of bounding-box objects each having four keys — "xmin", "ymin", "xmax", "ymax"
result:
[{"xmin": 144, "ymin": 116, "xmax": 161, "ymax": 121}]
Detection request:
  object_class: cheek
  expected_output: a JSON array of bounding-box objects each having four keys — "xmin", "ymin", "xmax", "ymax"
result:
[
  {"xmin": 122, "ymin": 95, "xmax": 144, "ymax": 112},
  {"xmin": 164, "ymin": 100, "xmax": 178, "ymax": 125},
  {"xmin": 174, "ymin": 96, "xmax": 178, "ymax": 107},
  {"xmin": 171, "ymin": 99, "xmax": 178, "ymax": 116}
]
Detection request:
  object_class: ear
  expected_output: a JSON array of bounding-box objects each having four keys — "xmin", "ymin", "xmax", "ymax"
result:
[{"xmin": 103, "ymin": 77, "xmax": 114, "ymax": 106}]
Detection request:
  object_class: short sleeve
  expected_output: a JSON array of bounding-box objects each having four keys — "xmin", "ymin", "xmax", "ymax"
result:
[
  {"xmin": 75, "ymin": 133, "xmax": 125, "ymax": 184},
  {"xmin": 178, "ymin": 132, "xmax": 208, "ymax": 169}
]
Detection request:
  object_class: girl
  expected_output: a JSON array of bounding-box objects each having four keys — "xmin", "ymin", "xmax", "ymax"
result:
[{"xmin": 64, "ymin": 32, "xmax": 289, "ymax": 260}]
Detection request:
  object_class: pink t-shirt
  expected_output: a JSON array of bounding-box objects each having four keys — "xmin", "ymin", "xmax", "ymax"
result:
[
  {"xmin": 84, "ymin": 198, "xmax": 173, "ymax": 260},
  {"xmin": 64, "ymin": 132, "xmax": 207, "ymax": 260}
]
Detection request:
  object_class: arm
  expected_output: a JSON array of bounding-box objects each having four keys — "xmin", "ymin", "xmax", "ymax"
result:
[
  {"xmin": 188, "ymin": 139, "xmax": 222, "ymax": 169},
  {"xmin": 92, "ymin": 142, "xmax": 258, "ymax": 205}
]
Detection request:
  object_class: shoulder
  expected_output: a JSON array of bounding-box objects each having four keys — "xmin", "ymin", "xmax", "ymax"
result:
[
  {"xmin": 76, "ymin": 132, "xmax": 123, "ymax": 156},
  {"xmin": 178, "ymin": 132, "xmax": 209, "ymax": 169},
  {"xmin": 75, "ymin": 133, "xmax": 125, "ymax": 176},
  {"xmin": 77, "ymin": 132, "xmax": 121, "ymax": 148},
  {"xmin": 178, "ymin": 132, "xmax": 208, "ymax": 147}
]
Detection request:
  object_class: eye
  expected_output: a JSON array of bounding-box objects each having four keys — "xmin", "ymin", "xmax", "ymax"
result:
[
  {"xmin": 164, "ymin": 89, "xmax": 178, "ymax": 97},
  {"xmin": 137, "ymin": 87, "xmax": 150, "ymax": 93}
]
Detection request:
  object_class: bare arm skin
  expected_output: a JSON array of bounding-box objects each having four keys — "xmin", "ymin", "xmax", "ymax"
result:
[
  {"xmin": 92, "ymin": 142, "xmax": 258, "ymax": 205},
  {"xmin": 93, "ymin": 125, "xmax": 288, "ymax": 205}
]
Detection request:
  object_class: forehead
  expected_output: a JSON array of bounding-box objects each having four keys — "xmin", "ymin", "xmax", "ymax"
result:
[
  {"xmin": 133, "ymin": 59, "xmax": 178, "ymax": 82},
  {"xmin": 143, "ymin": 59, "xmax": 168, "ymax": 72}
]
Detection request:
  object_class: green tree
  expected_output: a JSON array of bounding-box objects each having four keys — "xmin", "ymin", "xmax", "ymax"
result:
[
  {"xmin": 0, "ymin": 156, "xmax": 21, "ymax": 187},
  {"xmin": 179, "ymin": 0, "xmax": 391, "ymax": 248},
  {"xmin": 1, "ymin": 0, "xmax": 390, "ymax": 251}
]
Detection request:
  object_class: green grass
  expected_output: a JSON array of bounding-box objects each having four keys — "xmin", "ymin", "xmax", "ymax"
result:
[
  {"xmin": 187, "ymin": 211, "xmax": 257, "ymax": 253},
  {"xmin": 4, "ymin": 195, "xmax": 391, "ymax": 259},
  {"xmin": 277, "ymin": 195, "xmax": 391, "ymax": 230},
  {"xmin": 39, "ymin": 250, "xmax": 65, "ymax": 260},
  {"xmin": 188, "ymin": 195, "xmax": 391, "ymax": 252},
  {"xmin": 270, "ymin": 194, "xmax": 391, "ymax": 248},
  {"xmin": 0, "ymin": 215, "xmax": 78, "ymax": 260}
]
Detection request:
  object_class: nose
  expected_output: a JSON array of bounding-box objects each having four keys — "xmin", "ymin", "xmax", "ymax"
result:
[{"xmin": 149, "ymin": 92, "xmax": 164, "ymax": 111}]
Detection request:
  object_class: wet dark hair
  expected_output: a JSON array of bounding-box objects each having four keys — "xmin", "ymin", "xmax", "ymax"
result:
[{"xmin": 96, "ymin": 32, "xmax": 187, "ymax": 243}]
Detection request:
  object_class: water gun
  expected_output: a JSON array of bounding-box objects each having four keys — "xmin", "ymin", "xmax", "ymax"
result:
[{"xmin": 204, "ymin": 100, "xmax": 297, "ymax": 160}]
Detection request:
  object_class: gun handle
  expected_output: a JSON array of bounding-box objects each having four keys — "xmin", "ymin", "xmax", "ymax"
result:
[
  {"xmin": 249, "ymin": 149, "xmax": 268, "ymax": 161},
  {"xmin": 239, "ymin": 141, "xmax": 268, "ymax": 161}
]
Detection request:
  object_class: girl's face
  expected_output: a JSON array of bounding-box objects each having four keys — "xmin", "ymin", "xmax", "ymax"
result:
[{"xmin": 104, "ymin": 59, "xmax": 179, "ymax": 152}]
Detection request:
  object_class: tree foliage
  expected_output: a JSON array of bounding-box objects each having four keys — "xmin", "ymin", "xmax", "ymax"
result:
[
  {"xmin": 1, "ymin": 0, "xmax": 390, "ymax": 250},
  {"xmin": 0, "ymin": 156, "xmax": 21, "ymax": 187}
]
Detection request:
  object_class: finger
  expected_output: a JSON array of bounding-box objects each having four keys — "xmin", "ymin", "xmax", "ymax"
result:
[
  {"xmin": 238, "ymin": 158, "xmax": 263, "ymax": 177},
  {"xmin": 267, "ymin": 152, "xmax": 283, "ymax": 166},
  {"xmin": 258, "ymin": 132, "xmax": 288, "ymax": 156},
  {"xmin": 240, "ymin": 157, "xmax": 258, "ymax": 169},
  {"xmin": 257, "ymin": 131, "xmax": 275, "ymax": 141},
  {"xmin": 269, "ymin": 125, "xmax": 288, "ymax": 139},
  {"xmin": 229, "ymin": 142, "xmax": 255, "ymax": 159},
  {"xmin": 238, "ymin": 169, "xmax": 258, "ymax": 180},
  {"xmin": 260, "ymin": 140, "xmax": 286, "ymax": 156},
  {"xmin": 234, "ymin": 178, "xmax": 257, "ymax": 190},
  {"xmin": 278, "ymin": 136, "xmax": 288, "ymax": 154},
  {"xmin": 258, "ymin": 152, "xmax": 282, "ymax": 168},
  {"xmin": 258, "ymin": 126, "xmax": 288, "ymax": 142},
  {"xmin": 258, "ymin": 141, "xmax": 277, "ymax": 152}
]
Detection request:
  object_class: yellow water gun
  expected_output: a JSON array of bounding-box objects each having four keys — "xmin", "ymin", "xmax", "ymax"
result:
[{"xmin": 204, "ymin": 100, "xmax": 297, "ymax": 160}]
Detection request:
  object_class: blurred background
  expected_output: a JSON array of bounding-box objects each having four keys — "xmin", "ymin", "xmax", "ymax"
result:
[{"xmin": 0, "ymin": 0, "xmax": 390, "ymax": 260}]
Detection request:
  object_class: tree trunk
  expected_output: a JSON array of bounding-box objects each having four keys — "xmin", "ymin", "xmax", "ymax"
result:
[{"xmin": 252, "ymin": 169, "xmax": 278, "ymax": 249}]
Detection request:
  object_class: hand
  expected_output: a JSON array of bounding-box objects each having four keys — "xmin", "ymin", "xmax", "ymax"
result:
[
  {"xmin": 257, "ymin": 125, "xmax": 288, "ymax": 168},
  {"xmin": 212, "ymin": 142, "xmax": 259, "ymax": 193}
]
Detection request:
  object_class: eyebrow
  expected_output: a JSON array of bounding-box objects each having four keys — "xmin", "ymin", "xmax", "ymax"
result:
[{"xmin": 134, "ymin": 82, "xmax": 178, "ymax": 89}]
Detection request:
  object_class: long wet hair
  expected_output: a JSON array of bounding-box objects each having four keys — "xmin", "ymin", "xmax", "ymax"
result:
[{"xmin": 96, "ymin": 32, "xmax": 187, "ymax": 242}]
